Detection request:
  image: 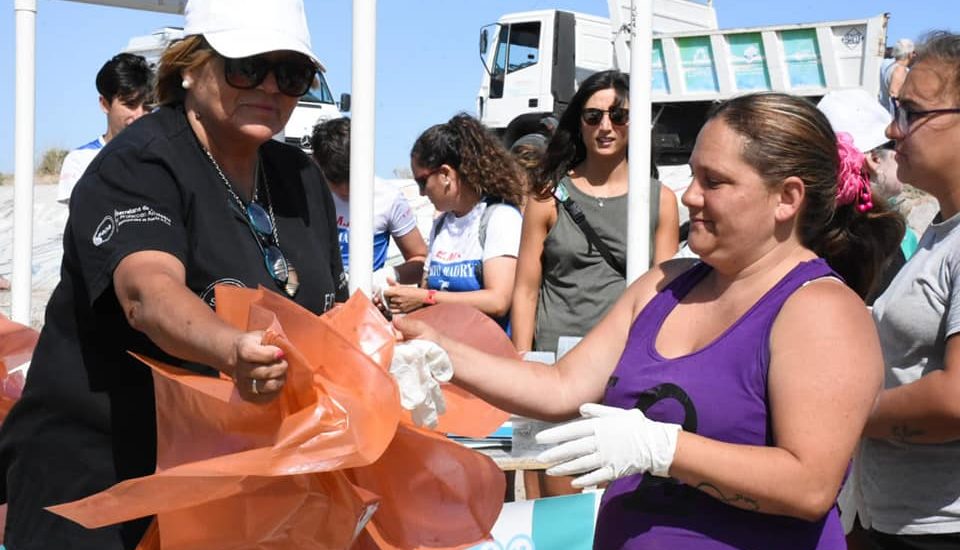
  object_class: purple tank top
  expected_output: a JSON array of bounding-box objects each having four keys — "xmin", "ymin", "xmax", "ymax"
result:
[{"xmin": 596, "ymin": 259, "xmax": 845, "ymax": 550}]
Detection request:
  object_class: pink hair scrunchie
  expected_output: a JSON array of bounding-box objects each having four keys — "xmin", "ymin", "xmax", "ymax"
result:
[{"xmin": 835, "ymin": 131, "xmax": 873, "ymax": 213}]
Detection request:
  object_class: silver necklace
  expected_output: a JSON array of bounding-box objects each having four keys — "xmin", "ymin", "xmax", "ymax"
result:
[
  {"xmin": 202, "ymin": 148, "xmax": 282, "ymax": 242},
  {"xmin": 202, "ymin": 147, "xmax": 299, "ymax": 297}
]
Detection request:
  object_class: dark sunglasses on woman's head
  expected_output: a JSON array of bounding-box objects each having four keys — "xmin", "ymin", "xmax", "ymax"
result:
[
  {"xmin": 582, "ymin": 107, "xmax": 630, "ymax": 126},
  {"xmin": 222, "ymin": 54, "xmax": 317, "ymax": 97}
]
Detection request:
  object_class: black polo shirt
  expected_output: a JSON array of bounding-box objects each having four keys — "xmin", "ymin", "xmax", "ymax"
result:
[{"xmin": 0, "ymin": 105, "xmax": 346, "ymax": 548}]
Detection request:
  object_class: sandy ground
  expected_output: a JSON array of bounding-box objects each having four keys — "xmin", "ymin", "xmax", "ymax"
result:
[{"xmin": 0, "ymin": 181, "xmax": 68, "ymax": 329}]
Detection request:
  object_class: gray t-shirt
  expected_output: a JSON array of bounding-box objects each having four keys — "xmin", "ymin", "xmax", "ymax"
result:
[{"xmin": 859, "ymin": 211, "xmax": 960, "ymax": 535}]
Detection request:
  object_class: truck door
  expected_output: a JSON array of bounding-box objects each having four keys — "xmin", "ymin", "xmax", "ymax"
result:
[{"xmin": 484, "ymin": 20, "xmax": 547, "ymax": 130}]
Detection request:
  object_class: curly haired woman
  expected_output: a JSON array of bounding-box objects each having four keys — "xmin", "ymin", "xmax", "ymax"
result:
[{"xmin": 381, "ymin": 113, "xmax": 526, "ymax": 330}]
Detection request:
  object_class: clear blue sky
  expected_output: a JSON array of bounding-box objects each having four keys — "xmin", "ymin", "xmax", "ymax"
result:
[{"xmin": 0, "ymin": 0, "xmax": 954, "ymax": 177}]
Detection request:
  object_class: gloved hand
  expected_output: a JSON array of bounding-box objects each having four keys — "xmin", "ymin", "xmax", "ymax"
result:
[
  {"xmin": 389, "ymin": 339, "xmax": 453, "ymax": 428},
  {"xmin": 371, "ymin": 266, "xmax": 398, "ymax": 296},
  {"xmin": 535, "ymin": 403, "xmax": 682, "ymax": 488}
]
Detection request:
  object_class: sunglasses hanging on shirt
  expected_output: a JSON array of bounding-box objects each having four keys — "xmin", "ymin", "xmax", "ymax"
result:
[{"xmin": 202, "ymin": 147, "xmax": 300, "ymax": 298}]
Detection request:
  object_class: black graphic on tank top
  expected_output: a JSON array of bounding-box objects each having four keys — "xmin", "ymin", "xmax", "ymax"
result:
[{"xmin": 624, "ymin": 382, "xmax": 698, "ymax": 515}]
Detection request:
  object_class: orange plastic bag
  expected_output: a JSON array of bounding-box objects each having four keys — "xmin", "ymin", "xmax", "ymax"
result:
[
  {"xmin": 0, "ymin": 313, "xmax": 37, "ymax": 421},
  {"xmin": 50, "ymin": 290, "xmax": 507, "ymax": 549},
  {"xmin": 0, "ymin": 313, "xmax": 39, "ymax": 540},
  {"xmin": 405, "ymin": 305, "xmax": 514, "ymax": 438}
]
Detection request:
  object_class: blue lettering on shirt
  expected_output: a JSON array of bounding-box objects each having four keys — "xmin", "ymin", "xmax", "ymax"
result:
[
  {"xmin": 427, "ymin": 259, "xmax": 482, "ymax": 292},
  {"xmin": 337, "ymin": 227, "xmax": 391, "ymax": 271}
]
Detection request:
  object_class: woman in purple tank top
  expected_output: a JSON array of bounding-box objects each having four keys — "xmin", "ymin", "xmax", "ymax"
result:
[{"xmin": 396, "ymin": 93, "xmax": 904, "ymax": 549}]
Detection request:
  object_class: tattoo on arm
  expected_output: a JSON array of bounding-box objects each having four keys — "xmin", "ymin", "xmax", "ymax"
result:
[
  {"xmin": 695, "ymin": 482, "xmax": 760, "ymax": 512},
  {"xmin": 891, "ymin": 424, "xmax": 924, "ymax": 443}
]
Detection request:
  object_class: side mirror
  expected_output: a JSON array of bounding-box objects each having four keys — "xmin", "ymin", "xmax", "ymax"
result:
[
  {"xmin": 479, "ymin": 28, "xmax": 488, "ymax": 56},
  {"xmin": 339, "ymin": 93, "xmax": 351, "ymax": 113}
]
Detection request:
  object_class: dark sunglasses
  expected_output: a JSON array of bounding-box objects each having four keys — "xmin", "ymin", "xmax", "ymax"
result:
[
  {"xmin": 222, "ymin": 54, "xmax": 317, "ymax": 98},
  {"xmin": 245, "ymin": 202, "xmax": 299, "ymax": 297},
  {"xmin": 893, "ymin": 101, "xmax": 960, "ymax": 135},
  {"xmin": 414, "ymin": 167, "xmax": 442, "ymax": 191},
  {"xmin": 581, "ymin": 107, "xmax": 629, "ymax": 126}
]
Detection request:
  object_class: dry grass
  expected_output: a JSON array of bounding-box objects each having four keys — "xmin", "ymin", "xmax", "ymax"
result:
[{"xmin": 0, "ymin": 173, "xmax": 59, "ymax": 186}]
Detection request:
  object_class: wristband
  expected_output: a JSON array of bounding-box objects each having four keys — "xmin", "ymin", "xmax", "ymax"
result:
[{"xmin": 424, "ymin": 289, "xmax": 438, "ymax": 305}]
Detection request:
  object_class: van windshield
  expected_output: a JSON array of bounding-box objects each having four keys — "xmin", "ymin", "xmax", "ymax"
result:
[{"xmin": 302, "ymin": 72, "xmax": 335, "ymax": 104}]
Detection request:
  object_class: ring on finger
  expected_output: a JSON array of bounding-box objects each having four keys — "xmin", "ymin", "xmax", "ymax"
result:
[{"xmin": 251, "ymin": 378, "xmax": 260, "ymax": 395}]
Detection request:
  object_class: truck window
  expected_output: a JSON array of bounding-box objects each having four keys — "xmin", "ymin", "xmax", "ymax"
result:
[
  {"xmin": 506, "ymin": 22, "xmax": 540, "ymax": 72},
  {"xmin": 301, "ymin": 72, "xmax": 336, "ymax": 104},
  {"xmin": 490, "ymin": 21, "xmax": 541, "ymax": 99}
]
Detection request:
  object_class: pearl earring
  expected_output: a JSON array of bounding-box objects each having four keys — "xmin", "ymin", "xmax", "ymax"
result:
[{"xmin": 181, "ymin": 79, "xmax": 192, "ymax": 90}]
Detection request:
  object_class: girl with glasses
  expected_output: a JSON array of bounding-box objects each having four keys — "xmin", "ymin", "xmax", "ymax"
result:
[
  {"xmin": 511, "ymin": 69, "xmax": 680, "ymax": 356},
  {"xmin": 380, "ymin": 114, "xmax": 525, "ymax": 331},
  {"xmin": 854, "ymin": 31, "xmax": 960, "ymax": 550},
  {"xmin": 0, "ymin": 1, "xmax": 347, "ymax": 547}
]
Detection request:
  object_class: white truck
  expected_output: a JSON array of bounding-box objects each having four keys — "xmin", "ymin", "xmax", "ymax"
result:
[
  {"xmin": 477, "ymin": 0, "xmax": 888, "ymax": 162},
  {"xmin": 124, "ymin": 27, "xmax": 350, "ymax": 150}
]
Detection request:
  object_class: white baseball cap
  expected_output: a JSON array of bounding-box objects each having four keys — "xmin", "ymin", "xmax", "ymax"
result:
[
  {"xmin": 817, "ymin": 89, "xmax": 893, "ymax": 153},
  {"xmin": 183, "ymin": 0, "xmax": 324, "ymax": 71}
]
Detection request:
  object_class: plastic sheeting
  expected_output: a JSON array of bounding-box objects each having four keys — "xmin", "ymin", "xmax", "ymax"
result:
[
  {"xmin": 0, "ymin": 313, "xmax": 39, "ymax": 541},
  {"xmin": 50, "ymin": 289, "xmax": 511, "ymax": 549}
]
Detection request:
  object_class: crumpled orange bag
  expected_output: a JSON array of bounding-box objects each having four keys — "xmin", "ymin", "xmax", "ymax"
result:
[
  {"xmin": 49, "ymin": 289, "xmax": 509, "ymax": 549},
  {"xmin": 0, "ymin": 313, "xmax": 37, "ymax": 421},
  {"xmin": 0, "ymin": 313, "xmax": 40, "ymax": 540}
]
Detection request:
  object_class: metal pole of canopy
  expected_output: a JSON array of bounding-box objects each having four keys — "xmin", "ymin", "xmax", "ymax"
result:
[
  {"xmin": 348, "ymin": 0, "xmax": 376, "ymax": 296},
  {"xmin": 11, "ymin": 0, "xmax": 38, "ymax": 325},
  {"xmin": 626, "ymin": 0, "xmax": 653, "ymax": 282}
]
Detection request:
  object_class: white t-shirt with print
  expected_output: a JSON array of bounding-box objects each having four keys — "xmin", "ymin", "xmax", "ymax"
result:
[
  {"xmin": 333, "ymin": 177, "xmax": 417, "ymax": 271},
  {"xmin": 57, "ymin": 136, "xmax": 106, "ymax": 205},
  {"xmin": 425, "ymin": 201, "xmax": 521, "ymax": 293}
]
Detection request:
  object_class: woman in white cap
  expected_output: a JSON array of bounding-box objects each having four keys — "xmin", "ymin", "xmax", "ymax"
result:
[{"xmin": 0, "ymin": 0, "xmax": 345, "ymax": 547}]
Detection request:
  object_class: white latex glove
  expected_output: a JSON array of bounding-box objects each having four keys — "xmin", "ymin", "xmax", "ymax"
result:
[
  {"xmin": 389, "ymin": 339, "xmax": 453, "ymax": 428},
  {"xmin": 371, "ymin": 266, "xmax": 398, "ymax": 296},
  {"xmin": 535, "ymin": 403, "xmax": 682, "ymax": 488}
]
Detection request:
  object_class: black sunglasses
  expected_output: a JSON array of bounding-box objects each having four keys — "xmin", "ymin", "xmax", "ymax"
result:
[
  {"xmin": 414, "ymin": 167, "xmax": 442, "ymax": 191},
  {"xmin": 222, "ymin": 54, "xmax": 317, "ymax": 98},
  {"xmin": 893, "ymin": 101, "xmax": 960, "ymax": 135},
  {"xmin": 582, "ymin": 107, "xmax": 629, "ymax": 126},
  {"xmin": 245, "ymin": 202, "xmax": 299, "ymax": 297}
]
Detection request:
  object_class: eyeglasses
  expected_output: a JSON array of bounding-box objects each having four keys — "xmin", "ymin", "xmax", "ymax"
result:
[
  {"xmin": 245, "ymin": 202, "xmax": 299, "ymax": 297},
  {"xmin": 581, "ymin": 107, "xmax": 630, "ymax": 126},
  {"xmin": 893, "ymin": 101, "xmax": 960, "ymax": 135},
  {"xmin": 222, "ymin": 53, "xmax": 317, "ymax": 98},
  {"xmin": 414, "ymin": 167, "xmax": 442, "ymax": 191}
]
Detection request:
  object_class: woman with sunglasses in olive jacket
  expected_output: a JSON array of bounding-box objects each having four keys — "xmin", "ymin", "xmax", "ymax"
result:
[
  {"xmin": 511, "ymin": 70, "xmax": 680, "ymax": 355},
  {"xmin": 0, "ymin": 2, "xmax": 346, "ymax": 547}
]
